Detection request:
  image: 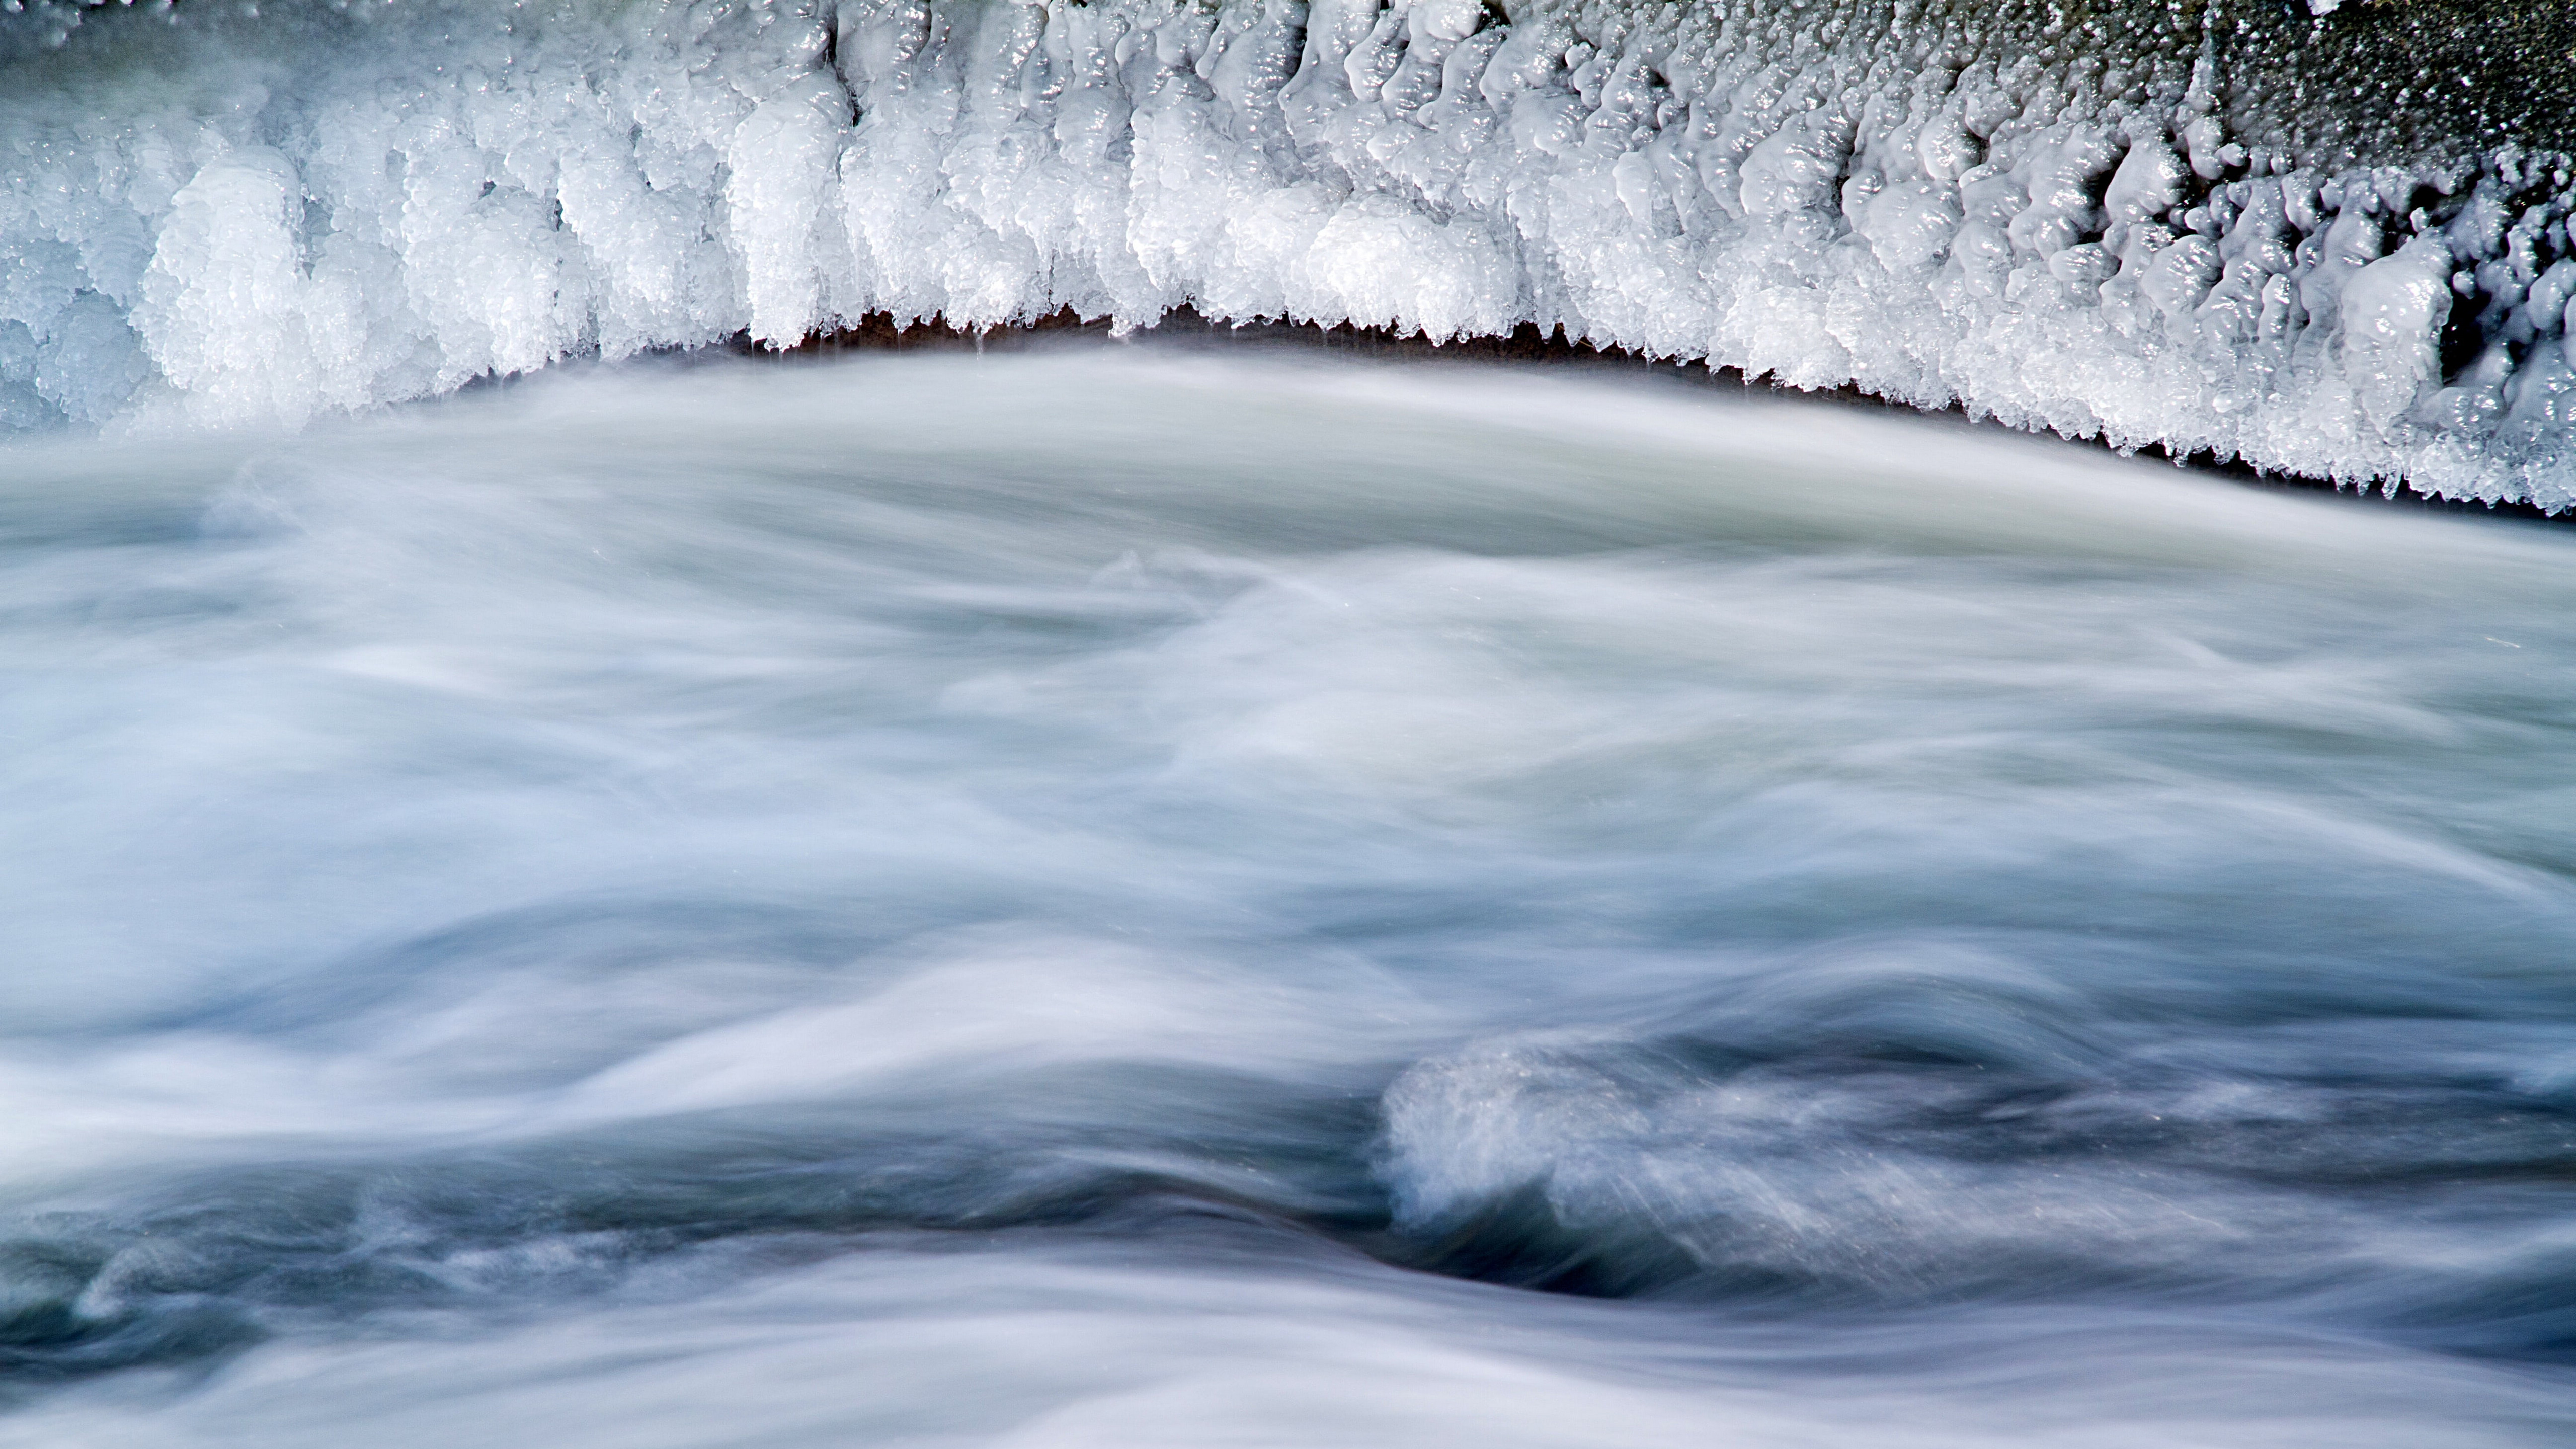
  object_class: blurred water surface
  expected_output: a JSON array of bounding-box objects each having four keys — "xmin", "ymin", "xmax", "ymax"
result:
[{"xmin": 3, "ymin": 349, "xmax": 2575, "ymax": 1445}]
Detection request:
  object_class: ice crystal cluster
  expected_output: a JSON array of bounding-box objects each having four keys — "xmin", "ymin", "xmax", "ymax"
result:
[{"xmin": 5, "ymin": 0, "xmax": 2575, "ymax": 505}]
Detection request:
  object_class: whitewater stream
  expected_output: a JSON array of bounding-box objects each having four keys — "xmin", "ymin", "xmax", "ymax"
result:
[{"xmin": 1, "ymin": 346, "xmax": 2572, "ymax": 1444}]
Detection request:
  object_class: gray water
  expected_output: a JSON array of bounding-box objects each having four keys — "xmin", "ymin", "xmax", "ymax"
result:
[{"xmin": 4, "ymin": 348, "xmax": 2575, "ymax": 1445}]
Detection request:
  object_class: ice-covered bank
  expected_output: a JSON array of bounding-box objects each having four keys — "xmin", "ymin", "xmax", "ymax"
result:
[{"xmin": 6, "ymin": 0, "xmax": 2576, "ymax": 505}]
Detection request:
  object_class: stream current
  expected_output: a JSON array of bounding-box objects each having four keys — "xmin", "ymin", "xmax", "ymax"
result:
[{"xmin": 3, "ymin": 348, "xmax": 2575, "ymax": 1444}]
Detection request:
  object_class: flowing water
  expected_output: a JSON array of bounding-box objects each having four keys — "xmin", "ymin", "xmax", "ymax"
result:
[{"xmin": 4, "ymin": 347, "xmax": 2575, "ymax": 1444}]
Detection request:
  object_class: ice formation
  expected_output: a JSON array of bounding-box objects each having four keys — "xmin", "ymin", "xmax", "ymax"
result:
[{"xmin": 5, "ymin": 0, "xmax": 2576, "ymax": 506}]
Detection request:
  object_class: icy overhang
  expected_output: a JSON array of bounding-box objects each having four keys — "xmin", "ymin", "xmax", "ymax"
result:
[{"xmin": 5, "ymin": 0, "xmax": 2576, "ymax": 507}]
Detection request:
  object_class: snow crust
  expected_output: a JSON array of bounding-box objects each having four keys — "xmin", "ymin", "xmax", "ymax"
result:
[{"xmin": 4, "ymin": 0, "xmax": 2575, "ymax": 507}]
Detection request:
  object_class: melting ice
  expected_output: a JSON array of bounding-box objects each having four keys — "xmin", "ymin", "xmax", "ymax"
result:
[
  {"xmin": 5, "ymin": 0, "xmax": 2576, "ymax": 505},
  {"xmin": 1, "ymin": 349, "xmax": 2573, "ymax": 1443}
]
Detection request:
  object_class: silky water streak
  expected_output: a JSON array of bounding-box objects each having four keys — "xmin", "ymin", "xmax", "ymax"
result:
[{"xmin": 0, "ymin": 349, "xmax": 2573, "ymax": 1443}]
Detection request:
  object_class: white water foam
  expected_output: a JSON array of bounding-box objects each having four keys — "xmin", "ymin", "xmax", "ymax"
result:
[{"xmin": 2, "ymin": 0, "xmax": 2573, "ymax": 505}]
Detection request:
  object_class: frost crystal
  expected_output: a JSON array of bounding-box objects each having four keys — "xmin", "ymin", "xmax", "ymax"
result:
[{"xmin": 4, "ymin": 0, "xmax": 2575, "ymax": 507}]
